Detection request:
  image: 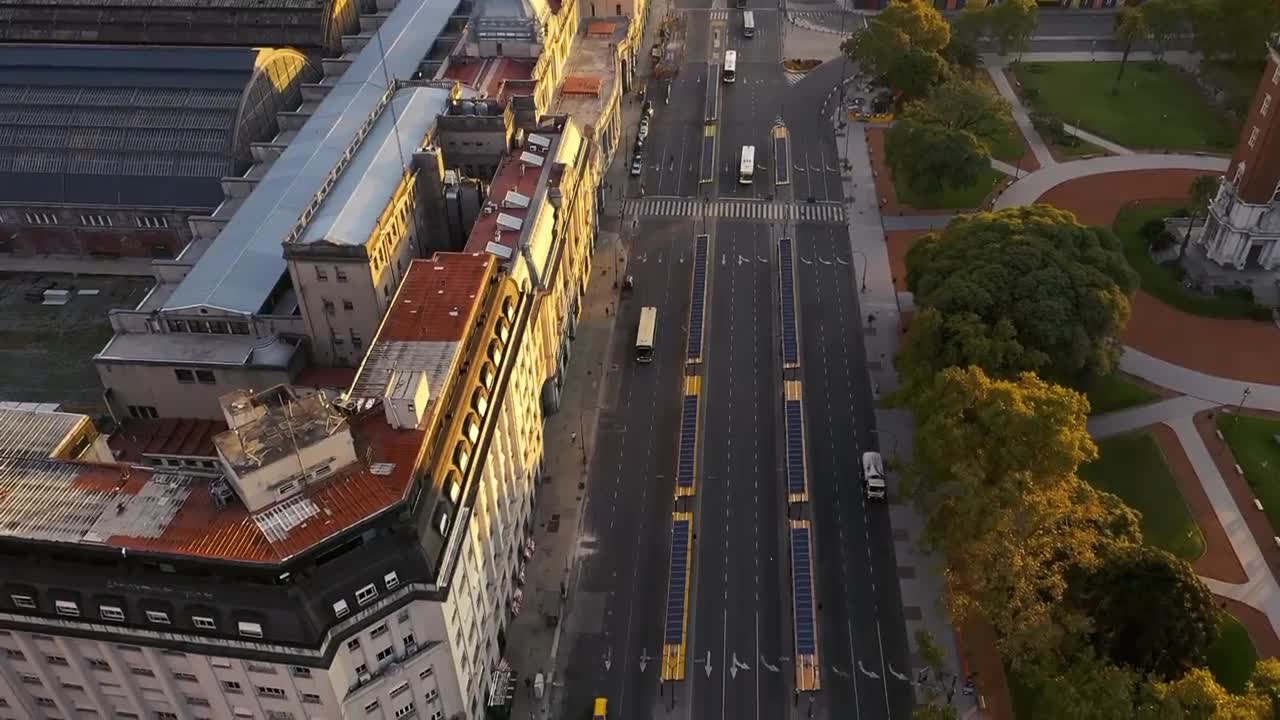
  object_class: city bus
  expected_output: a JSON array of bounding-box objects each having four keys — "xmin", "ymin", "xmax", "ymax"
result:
[
  {"xmin": 722, "ymin": 50, "xmax": 736, "ymax": 83},
  {"xmin": 743, "ymin": 11, "xmax": 755, "ymax": 37},
  {"xmin": 636, "ymin": 306, "xmax": 657, "ymax": 363},
  {"xmin": 739, "ymin": 145, "xmax": 755, "ymax": 185}
]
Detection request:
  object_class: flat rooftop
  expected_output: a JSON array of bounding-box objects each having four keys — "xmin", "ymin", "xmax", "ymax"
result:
[
  {"xmin": 0, "ymin": 405, "xmax": 86, "ymax": 460},
  {"xmin": 96, "ymin": 332, "xmax": 299, "ymax": 368},
  {"xmin": 162, "ymin": 0, "xmax": 460, "ymax": 316},
  {"xmin": 109, "ymin": 418, "xmax": 226, "ymax": 461},
  {"xmin": 214, "ymin": 386, "xmax": 347, "ymax": 476},
  {"xmin": 464, "ymin": 139, "xmax": 550, "ymax": 256},
  {"xmin": 350, "ymin": 252, "xmax": 493, "ymax": 402},
  {"xmin": 295, "ymin": 87, "xmax": 451, "ymax": 249},
  {"xmin": 552, "ymin": 21, "xmax": 624, "ymax": 133},
  {"xmin": 441, "ymin": 57, "xmax": 534, "ymax": 99}
]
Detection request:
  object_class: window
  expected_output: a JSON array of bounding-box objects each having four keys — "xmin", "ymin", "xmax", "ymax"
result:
[
  {"xmin": 220, "ymin": 680, "xmax": 242, "ymax": 694},
  {"xmin": 390, "ymin": 681, "xmax": 410, "ymax": 699},
  {"xmin": 315, "ymin": 266, "xmax": 328, "ymax": 281},
  {"xmin": 335, "ymin": 268, "xmax": 348, "ymax": 283},
  {"xmin": 4, "ymin": 648, "xmax": 22, "ymax": 659},
  {"xmin": 136, "ymin": 216, "xmax": 169, "ymax": 229},
  {"xmin": 237, "ymin": 621, "xmax": 263, "ymax": 639},
  {"xmin": 364, "ymin": 700, "xmax": 381, "ymax": 713},
  {"xmin": 350, "ymin": 331, "xmax": 362, "ymax": 349},
  {"xmin": 246, "ymin": 663, "xmax": 275, "ymax": 674},
  {"xmin": 118, "ymin": 712, "xmax": 141, "ymax": 719},
  {"xmin": 55, "ymin": 600, "xmax": 80, "ymax": 617},
  {"xmin": 130, "ymin": 666, "xmax": 155, "ymax": 677},
  {"xmin": 174, "ymin": 369, "xmax": 195, "ymax": 384},
  {"xmin": 430, "ymin": 712, "xmax": 445, "ymax": 720},
  {"xmin": 355, "ymin": 584, "xmax": 378, "ymax": 606},
  {"xmin": 47, "ymin": 655, "xmax": 68, "ymax": 666},
  {"xmin": 418, "ymin": 667, "xmax": 434, "ymax": 680},
  {"xmin": 1249, "ymin": 126, "xmax": 1261, "ymax": 148},
  {"xmin": 276, "ymin": 481, "xmax": 297, "ymax": 497},
  {"xmin": 192, "ymin": 616, "xmax": 216, "ymax": 630},
  {"xmin": 20, "ymin": 672, "xmax": 40, "ymax": 684},
  {"xmin": 173, "ymin": 672, "xmax": 197, "ymax": 682},
  {"xmin": 403, "ymin": 632, "xmax": 416, "ymax": 649},
  {"xmin": 384, "ymin": 571, "xmax": 400, "ymax": 590},
  {"xmin": 370, "ymin": 623, "xmax": 388, "ymax": 639},
  {"xmin": 80, "ymin": 214, "xmax": 113, "ymax": 227},
  {"xmin": 34, "ymin": 697, "xmax": 55, "ymax": 708},
  {"xmin": 195, "ymin": 370, "xmax": 216, "ymax": 384},
  {"xmin": 376, "ymin": 646, "xmax": 394, "ymax": 663},
  {"xmin": 128, "ymin": 405, "xmax": 159, "ymax": 419},
  {"xmin": 343, "ymin": 300, "xmax": 354, "ymax": 311},
  {"xmin": 100, "ymin": 606, "xmax": 125, "ymax": 622},
  {"xmin": 346, "ymin": 637, "xmax": 361, "ymax": 652},
  {"xmin": 332, "ymin": 600, "xmax": 349, "ymax": 619},
  {"xmin": 354, "ymin": 663, "xmax": 368, "ymax": 677},
  {"xmin": 425, "ymin": 688, "xmax": 439, "ymax": 702},
  {"xmin": 10, "ymin": 594, "xmax": 35, "ymax": 609},
  {"xmin": 211, "ymin": 658, "xmax": 231, "ymax": 668},
  {"xmin": 145, "ymin": 611, "xmax": 170, "ymax": 625},
  {"xmin": 322, "ymin": 298, "xmax": 335, "ymax": 313},
  {"xmin": 300, "ymin": 693, "xmax": 321, "ymax": 704},
  {"xmin": 61, "ymin": 681, "xmax": 83, "ymax": 691},
  {"xmin": 290, "ymin": 666, "xmax": 311, "ymax": 678},
  {"xmin": 87, "ymin": 658, "xmax": 111, "ymax": 671},
  {"xmin": 186, "ymin": 696, "xmax": 210, "ymax": 707},
  {"xmin": 256, "ymin": 686, "xmax": 286, "ymax": 699},
  {"xmin": 1265, "ymin": 94, "xmax": 1274, "ymax": 116},
  {"xmin": 394, "ymin": 703, "xmax": 416, "ymax": 719},
  {"xmin": 156, "ymin": 713, "xmax": 179, "ymax": 720}
]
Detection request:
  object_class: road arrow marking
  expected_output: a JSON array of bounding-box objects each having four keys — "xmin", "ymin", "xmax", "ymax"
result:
[
  {"xmin": 705, "ymin": 650, "xmax": 713, "ymax": 678},
  {"xmin": 760, "ymin": 656, "xmax": 780, "ymax": 672},
  {"xmin": 888, "ymin": 665, "xmax": 909, "ymax": 682},
  {"xmin": 730, "ymin": 653, "xmax": 752, "ymax": 680},
  {"xmin": 738, "ymin": 255, "xmax": 749, "ymax": 264},
  {"xmin": 835, "ymin": 257, "xmax": 849, "ymax": 265},
  {"xmin": 604, "ymin": 647, "xmax": 612, "ymax": 672},
  {"xmin": 858, "ymin": 661, "xmax": 880, "ymax": 680},
  {"xmin": 801, "ymin": 257, "xmax": 813, "ymax": 265},
  {"xmin": 831, "ymin": 666, "xmax": 851, "ymax": 679},
  {"xmin": 639, "ymin": 649, "xmax": 651, "ymax": 674},
  {"xmin": 758, "ymin": 256, "xmax": 769, "ymax": 263},
  {"xmin": 721, "ymin": 254, "xmax": 726, "ymax": 265},
  {"xmin": 819, "ymin": 257, "xmax": 832, "ymax": 265}
]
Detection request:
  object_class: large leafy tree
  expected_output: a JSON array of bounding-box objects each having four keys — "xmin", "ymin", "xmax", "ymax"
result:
[
  {"xmin": 1142, "ymin": 0, "xmax": 1191, "ymax": 60},
  {"xmin": 877, "ymin": 0, "xmax": 951, "ymax": 53},
  {"xmin": 988, "ymin": 0, "xmax": 1038, "ymax": 57},
  {"xmin": 1190, "ymin": 0, "xmax": 1278, "ymax": 64},
  {"xmin": 1017, "ymin": 651, "xmax": 1146, "ymax": 720},
  {"xmin": 901, "ymin": 79, "xmax": 1014, "ymax": 155},
  {"xmin": 1070, "ymin": 546, "xmax": 1219, "ymax": 680},
  {"xmin": 885, "ymin": 46, "xmax": 951, "ymax": 101},
  {"xmin": 842, "ymin": 0, "xmax": 950, "ymax": 95},
  {"xmin": 902, "ymin": 205, "xmax": 1138, "ymax": 387},
  {"xmin": 1148, "ymin": 668, "xmax": 1273, "ymax": 719},
  {"xmin": 884, "ymin": 119, "xmax": 987, "ymax": 199},
  {"xmin": 907, "ymin": 367, "xmax": 1140, "ymax": 655}
]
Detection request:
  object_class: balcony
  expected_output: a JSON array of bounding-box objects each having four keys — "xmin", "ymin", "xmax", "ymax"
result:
[{"xmin": 346, "ymin": 639, "xmax": 440, "ymax": 696}]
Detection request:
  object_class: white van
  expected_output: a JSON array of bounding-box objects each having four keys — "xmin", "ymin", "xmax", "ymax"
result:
[{"xmin": 862, "ymin": 451, "xmax": 886, "ymax": 500}]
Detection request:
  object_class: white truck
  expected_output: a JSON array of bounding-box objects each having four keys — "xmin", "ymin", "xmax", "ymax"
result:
[{"xmin": 862, "ymin": 451, "xmax": 886, "ymax": 501}]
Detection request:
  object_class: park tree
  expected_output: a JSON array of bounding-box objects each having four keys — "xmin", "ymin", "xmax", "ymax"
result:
[
  {"xmin": 885, "ymin": 46, "xmax": 951, "ymax": 100},
  {"xmin": 1189, "ymin": 0, "xmax": 1278, "ymax": 65},
  {"xmin": 1018, "ymin": 652, "xmax": 1147, "ymax": 720},
  {"xmin": 906, "ymin": 367, "xmax": 1141, "ymax": 655},
  {"xmin": 1070, "ymin": 545, "xmax": 1219, "ymax": 680},
  {"xmin": 1179, "ymin": 174, "xmax": 1221, "ymax": 260},
  {"xmin": 912, "ymin": 705, "xmax": 959, "ymax": 720},
  {"xmin": 1113, "ymin": 7, "xmax": 1150, "ymax": 91},
  {"xmin": 902, "ymin": 79, "xmax": 1014, "ymax": 155},
  {"xmin": 1247, "ymin": 658, "xmax": 1280, "ymax": 717},
  {"xmin": 877, "ymin": 0, "xmax": 951, "ymax": 54},
  {"xmin": 1148, "ymin": 668, "xmax": 1273, "ymax": 719},
  {"xmin": 988, "ymin": 0, "xmax": 1038, "ymax": 57},
  {"xmin": 841, "ymin": 24, "xmax": 910, "ymax": 79},
  {"xmin": 1141, "ymin": 0, "xmax": 1191, "ymax": 60},
  {"xmin": 901, "ymin": 205, "xmax": 1137, "ymax": 387},
  {"xmin": 884, "ymin": 119, "xmax": 987, "ymax": 199}
]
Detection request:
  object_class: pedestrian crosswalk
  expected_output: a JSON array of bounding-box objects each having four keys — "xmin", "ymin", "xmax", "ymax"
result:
[
  {"xmin": 784, "ymin": 71, "xmax": 806, "ymax": 86},
  {"xmin": 786, "ymin": 11, "xmax": 856, "ymax": 35},
  {"xmin": 624, "ymin": 198, "xmax": 847, "ymax": 224}
]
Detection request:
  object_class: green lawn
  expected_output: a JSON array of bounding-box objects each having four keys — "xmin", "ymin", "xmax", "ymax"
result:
[
  {"xmin": 1011, "ymin": 62, "xmax": 1237, "ymax": 152},
  {"xmin": 1080, "ymin": 431, "xmax": 1205, "ymax": 561},
  {"xmin": 1201, "ymin": 61, "xmax": 1265, "ymax": 114},
  {"xmin": 1206, "ymin": 611, "xmax": 1259, "ymax": 694},
  {"xmin": 1217, "ymin": 413, "xmax": 1280, "ymax": 538},
  {"xmin": 989, "ymin": 121, "xmax": 1027, "ymax": 164},
  {"xmin": 894, "ymin": 166, "xmax": 1002, "ymax": 211},
  {"xmin": 1083, "ymin": 372, "xmax": 1160, "ymax": 415},
  {"xmin": 1114, "ymin": 204, "xmax": 1272, "ymax": 321}
]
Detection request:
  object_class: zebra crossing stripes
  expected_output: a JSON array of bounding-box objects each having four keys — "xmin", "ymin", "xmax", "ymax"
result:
[
  {"xmin": 710, "ymin": 9, "xmax": 730, "ymax": 20},
  {"xmin": 623, "ymin": 198, "xmax": 847, "ymax": 224}
]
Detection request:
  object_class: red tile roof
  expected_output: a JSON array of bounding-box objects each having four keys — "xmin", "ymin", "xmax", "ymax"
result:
[
  {"xmin": 441, "ymin": 59, "xmax": 485, "ymax": 86},
  {"xmin": 464, "ymin": 143, "xmax": 549, "ymax": 254},
  {"xmin": 484, "ymin": 58, "xmax": 534, "ymax": 98},
  {"xmin": 109, "ymin": 418, "xmax": 225, "ymax": 460},
  {"xmin": 379, "ymin": 253, "xmax": 493, "ymax": 342}
]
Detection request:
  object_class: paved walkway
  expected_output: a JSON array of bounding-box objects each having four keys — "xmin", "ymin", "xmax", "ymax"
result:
[
  {"xmin": 994, "ymin": 153, "xmax": 1230, "ymax": 209},
  {"xmin": 1120, "ymin": 348, "xmax": 1280, "ymax": 411},
  {"xmin": 985, "ymin": 63, "xmax": 1055, "ymax": 170},
  {"xmin": 1061, "ymin": 123, "xmax": 1133, "ymax": 155}
]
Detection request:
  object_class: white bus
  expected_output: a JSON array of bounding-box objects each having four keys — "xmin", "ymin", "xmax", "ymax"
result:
[
  {"xmin": 722, "ymin": 50, "xmax": 737, "ymax": 83},
  {"xmin": 636, "ymin": 306, "xmax": 657, "ymax": 363},
  {"xmin": 743, "ymin": 11, "xmax": 755, "ymax": 38},
  {"xmin": 739, "ymin": 145, "xmax": 755, "ymax": 185}
]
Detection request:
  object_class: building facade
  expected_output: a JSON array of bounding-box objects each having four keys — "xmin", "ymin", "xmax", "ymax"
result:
[
  {"xmin": 0, "ymin": 252, "xmax": 548, "ymax": 720},
  {"xmin": 1199, "ymin": 39, "xmax": 1280, "ymax": 274}
]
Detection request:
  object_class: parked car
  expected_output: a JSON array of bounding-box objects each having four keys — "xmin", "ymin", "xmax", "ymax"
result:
[
  {"xmin": 630, "ymin": 154, "xmax": 644, "ymax": 176},
  {"xmin": 642, "ymin": 100, "xmax": 654, "ymax": 119},
  {"xmin": 637, "ymin": 122, "xmax": 649, "ymax": 141}
]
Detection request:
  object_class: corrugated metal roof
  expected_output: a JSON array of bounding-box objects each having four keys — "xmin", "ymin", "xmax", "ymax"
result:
[
  {"xmin": 162, "ymin": 0, "xmax": 459, "ymax": 316},
  {"xmin": 0, "ymin": 45, "xmax": 259, "ymax": 208},
  {"xmin": 297, "ymin": 87, "xmax": 450, "ymax": 248}
]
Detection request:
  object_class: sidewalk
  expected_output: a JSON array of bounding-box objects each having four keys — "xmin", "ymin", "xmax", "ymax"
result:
[
  {"xmin": 837, "ymin": 115, "xmax": 987, "ymax": 716},
  {"xmin": 985, "ymin": 64, "xmax": 1054, "ymax": 169},
  {"xmin": 993, "ymin": 153, "xmax": 1229, "ymax": 209},
  {"xmin": 503, "ymin": 7, "xmax": 660, "ymax": 720}
]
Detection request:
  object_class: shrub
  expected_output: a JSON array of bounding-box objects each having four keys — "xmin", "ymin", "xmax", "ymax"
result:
[
  {"xmin": 1021, "ymin": 86, "xmax": 1040, "ymax": 104},
  {"xmin": 1140, "ymin": 218, "xmax": 1168, "ymax": 243},
  {"xmin": 1149, "ymin": 230, "xmax": 1177, "ymax": 252}
]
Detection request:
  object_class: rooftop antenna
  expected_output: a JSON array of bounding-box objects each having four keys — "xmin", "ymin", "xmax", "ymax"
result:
[{"xmin": 283, "ymin": 394, "xmax": 307, "ymax": 488}]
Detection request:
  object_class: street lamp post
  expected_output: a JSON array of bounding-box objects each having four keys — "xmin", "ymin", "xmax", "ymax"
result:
[
  {"xmin": 850, "ymin": 249, "xmax": 868, "ymax": 292},
  {"xmin": 1235, "ymin": 386, "xmax": 1252, "ymax": 424}
]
